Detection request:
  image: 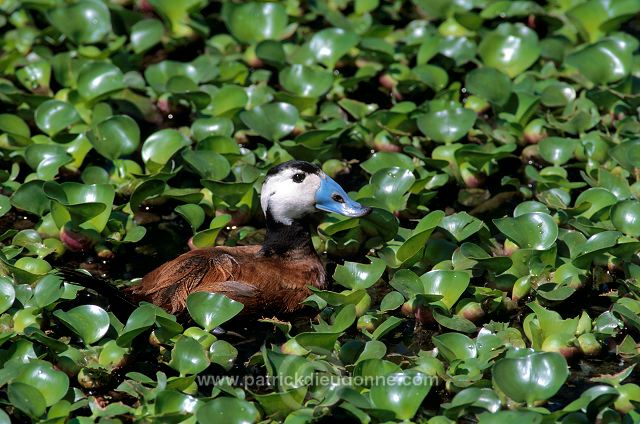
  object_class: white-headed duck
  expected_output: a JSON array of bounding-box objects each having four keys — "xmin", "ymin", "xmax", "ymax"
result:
[{"xmin": 127, "ymin": 160, "xmax": 371, "ymax": 315}]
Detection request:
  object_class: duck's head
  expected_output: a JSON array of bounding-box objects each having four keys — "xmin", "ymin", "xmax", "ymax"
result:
[{"xmin": 261, "ymin": 160, "xmax": 371, "ymax": 226}]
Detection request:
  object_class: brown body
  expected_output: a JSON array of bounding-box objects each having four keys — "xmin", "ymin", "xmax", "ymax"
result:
[{"xmin": 128, "ymin": 244, "xmax": 326, "ymax": 315}]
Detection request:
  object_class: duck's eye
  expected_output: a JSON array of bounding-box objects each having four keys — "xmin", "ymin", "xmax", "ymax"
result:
[
  {"xmin": 332, "ymin": 193, "xmax": 345, "ymax": 203},
  {"xmin": 292, "ymin": 173, "xmax": 306, "ymax": 183}
]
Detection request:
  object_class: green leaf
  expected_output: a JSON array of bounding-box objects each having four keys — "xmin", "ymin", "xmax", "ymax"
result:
[
  {"xmin": 493, "ymin": 212, "xmax": 558, "ymax": 250},
  {"xmin": 240, "ymin": 102, "xmax": 299, "ymax": 141},
  {"xmin": 131, "ymin": 19, "xmax": 164, "ymax": 53},
  {"xmin": 14, "ymin": 360, "xmax": 69, "ymax": 406},
  {"xmin": 309, "ymin": 28, "xmax": 359, "ymax": 68},
  {"xmin": 465, "ymin": 67, "xmax": 512, "ymax": 106},
  {"xmin": 8, "ymin": 382, "xmax": 46, "ymax": 418},
  {"xmin": 77, "ymin": 62, "xmax": 125, "ymax": 100},
  {"xmin": 186, "ymin": 292, "xmax": 244, "ymax": 331},
  {"xmin": 226, "ymin": 2, "xmax": 289, "ymax": 43},
  {"xmin": 0, "ymin": 277, "xmax": 15, "ymax": 314},
  {"xmin": 478, "ymin": 23, "xmax": 540, "ymax": 77},
  {"xmin": 0, "ymin": 195, "xmax": 10, "ymax": 219},
  {"xmin": 420, "ymin": 270, "xmax": 470, "ymax": 310},
  {"xmin": 333, "ymin": 257, "xmax": 386, "ymax": 290},
  {"xmin": 611, "ymin": 200, "xmax": 640, "ymax": 237},
  {"xmin": 209, "ymin": 340, "xmax": 238, "ymax": 371},
  {"xmin": 169, "ymin": 335, "xmax": 210, "ymax": 375},
  {"xmin": 197, "ymin": 397, "xmax": 260, "ymax": 424},
  {"xmin": 175, "ymin": 203, "xmax": 205, "ymax": 231},
  {"xmin": 141, "ymin": 129, "xmax": 190, "ymax": 172},
  {"xmin": 566, "ymin": 39, "xmax": 633, "ymax": 85},
  {"xmin": 369, "ymin": 370, "xmax": 432, "ymax": 420},
  {"xmin": 492, "ymin": 351, "xmax": 569, "ymax": 406},
  {"xmin": 417, "ymin": 101, "xmax": 476, "ymax": 143},
  {"xmin": 53, "ymin": 305, "xmax": 110, "ymax": 344},
  {"xmin": 91, "ymin": 115, "xmax": 140, "ymax": 160},
  {"xmin": 34, "ymin": 100, "xmax": 81, "ymax": 137},
  {"xmin": 48, "ymin": 0, "xmax": 112, "ymax": 44},
  {"xmin": 279, "ymin": 65, "xmax": 333, "ymax": 97},
  {"xmin": 567, "ymin": 0, "xmax": 640, "ymax": 42}
]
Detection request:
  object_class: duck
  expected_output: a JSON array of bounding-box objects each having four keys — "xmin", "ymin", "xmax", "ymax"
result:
[{"xmin": 126, "ymin": 160, "xmax": 371, "ymax": 315}]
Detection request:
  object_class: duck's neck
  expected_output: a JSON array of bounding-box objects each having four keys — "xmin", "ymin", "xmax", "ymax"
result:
[{"xmin": 261, "ymin": 211, "xmax": 316, "ymax": 258}]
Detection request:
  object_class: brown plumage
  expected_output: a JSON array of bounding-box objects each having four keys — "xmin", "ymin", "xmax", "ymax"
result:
[
  {"xmin": 126, "ymin": 160, "xmax": 370, "ymax": 316},
  {"xmin": 128, "ymin": 244, "xmax": 326, "ymax": 315}
]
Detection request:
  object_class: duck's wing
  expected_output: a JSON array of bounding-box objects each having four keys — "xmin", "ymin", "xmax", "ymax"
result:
[{"xmin": 129, "ymin": 249, "xmax": 244, "ymax": 313}]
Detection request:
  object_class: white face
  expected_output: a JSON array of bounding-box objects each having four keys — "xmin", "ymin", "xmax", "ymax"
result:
[{"xmin": 260, "ymin": 167, "xmax": 323, "ymax": 225}]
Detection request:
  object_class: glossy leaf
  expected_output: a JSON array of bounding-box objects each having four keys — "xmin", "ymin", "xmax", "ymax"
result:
[
  {"xmin": 53, "ymin": 305, "xmax": 110, "ymax": 344},
  {"xmin": 478, "ymin": 23, "xmax": 541, "ymax": 77},
  {"xmin": 494, "ymin": 213, "xmax": 558, "ymax": 250},
  {"xmin": 417, "ymin": 101, "xmax": 476, "ymax": 143},
  {"xmin": 186, "ymin": 292, "xmax": 244, "ymax": 331},
  {"xmin": 492, "ymin": 351, "xmax": 569, "ymax": 406},
  {"xmin": 240, "ymin": 102, "xmax": 298, "ymax": 141}
]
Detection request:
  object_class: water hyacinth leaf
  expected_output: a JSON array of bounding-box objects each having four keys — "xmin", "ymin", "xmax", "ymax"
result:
[
  {"xmin": 77, "ymin": 62, "xmax": 125, "ymax": 100},
  {"xmin": 7, "ymin": 382, "xmax": 46, "ymax": 418},
  {"xmin": 610, "ymin": 140, "xmax": 640, "ymax": 171},
  {"xmin": 540, "ymin": 82, "xmax": 576, "ymax": 107},
  {"xmin": 369, "ymin": 370, "xmax": 432, "ymax": 420},
  {"xmin": 17, "ymin": 60, "xmax": 51, "ymax": 92},
  {"xmin": 141, "ymin": 129, "xmax": 190, "ymax": 172},
  {"xmin": 208, "ymin": 85, "xmax": 248, "ymax": 116},
  {"xmin": 24, "ymin": 144, "xmax": 73, "ymax": 180},
  {"xmin": 226, "ymin": 2, "xmax": 288, "ymax": 43},
  {"xmin": 380, "ymin": 291, "xmax": 405, "ymax": 312},
  {"xmin": 187, "ymin": 292, "xmax": 244, "ymax": 331},
  {"xmin": 493, "ymin": 213, "xmax": 558, "ymax": 250},
  {"xmin": 175, "ymin": 203, "xmax": 205, "ymax": 231},
  {"xmin": 567, "ymin": 0, "xmax": 640, "ymax": 42},
  {"xmin": 117, "ymin": 304, "xmax": 156, "ymax": 347},
  {"xmin": 397, "ymin": 210, "xmax": 445, "ymax": 262},
  {"xmin": 197, "ymin": 397, "xmax": 260, "ymax": 424},
  {"xmin": 48, "ymin": 0, "xmax": 112, "ymax": 44},
  {"xmin": 14, "ymin": 360, "xmax": 69, "ymax": 406},
  {"xmin": 192, "ymin": 117, "xmax": 234, "ymax": 141},
  {"xmin": 131, "ymin": 19, "xmax": 164, "ymax": 53},
  {"xmin": 191, "ymin": 214, "xmax": 232, "ymax": 248},
  {"xmin": 611, "ymin": 200, "xmax": 640, "ymax": 237},
  {"xmin": 170, "ymin": 335, "xmax": 210, "ymax": 375},
  {"xmin": 0, "ymin": 195, "xmax": 10, "ymax": 219},
  {"xmin": 439, "ymin": 212, "xmax": 484, "ymax": 241},
  {"xmin": 0, "ymin": 114, "xmax": 30, "ymax": 145},
  {"xmin": 0, "ymin": 277, "xmax": 16, "ymax": 313},
  {"xmin": 144, "ymin": 60, "xmax": 200, "ymax": 92},
  {"xmin": 465, "ymin": 67, "xmax": 512, "ymax": 106},
  {"xmin": 34, "ymin": 274, "xmax": 64, "ymax": 308},
  {"xmin": 309, "ymin": 28, "xmax": 359, "ymax": 68},
  {"xmin": 53, "ymin": 305, "xmax": 110, "ymax": 344},
  {"xmin": 538, "ymin": 137, "xmax": 577, "ymax": 166},
  {"xmin": 478, "ymin": 23, "xmax": 540, "ymax": 77},
  {"xmin": 361, "ymin": 152, "xmax": 415, "ymax": 175},
  {"xmin": 420, "ymin": 270, "xmax": 470, "ymax": 310},
  {"xmin": 44, "ymin": 182, "xmax": 115, "ymax": 232},
  {"xmin": 371, "ymin": 167, "xmax": 416, "ymax": 212},
  {"xmin": 333, "ymin": 257, "xmax": 386, "ymax": 290},
  {"xmin": 433, "ymin": 332, "xmax": 477, "ymax": 362},
  {"xmin": 417, "ymin": 101, "xmax": 476, "ymax": 143},
  {"xmin": 209, "ymin": 340, "xmax": 238, "ymax": 371},
  {"xmin": 492, "ymin": 351, "xmax": 569, "ymax": 406},
  {"xmin": 34, "ymin": 100, "xmax": 81, "ymax": 137},
  {"xmin": 10, "ymin": 180, "xmax": 49, "ymax": 216},
  {"xmin": 181, "ymin": 149, "xmax": 230, "ymax": 180},
  {"xmin": 91, "ymin": 115, "xmax": 140, "ymax": 160},
  {"xmin": 279, "ymin": 65, "xmax": 333, "ymax": 97},
  {"xmin": 240, "ymin": 102, "xmax": 298, "ymax": 141},
  {"xmin": 566, "ymin": 39, "xmax": 633, "ymax": 85},
  {"xmin": 155, "ymin": 390, "xmax": 201, "ymax": 415}
]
